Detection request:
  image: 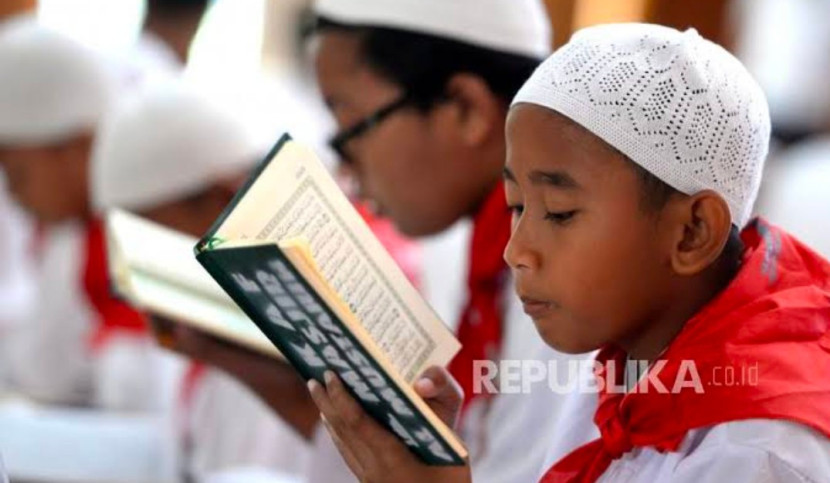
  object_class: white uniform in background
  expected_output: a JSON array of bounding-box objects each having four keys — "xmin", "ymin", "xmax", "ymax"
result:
[
  {"xmin": 5, "ymin": 221, "xmax": 96, "ymax": 405},
  {"xmin": 733, "ymin": 0, "xmax": 830, "ymax": 133},
  {"xmin": 0, "ymin": 19, "xmax": 169, "ymax": 411},
  {"xmin": 0, "ymin": 16, "xmax": 40, "ymax": 396},
  {"xmin": 0, "ymin": 451, "xmax": 8, "ymax": 483},
  {"xmin": 755, "ymin": 136, "xmax": 830, "ymax": 258},
  {"xmin": 187, "ymin": 371, "xmax": 311, "ymax": 480},
  {"xmin": 0, "ymin": 175, "xmax": 36, "ymax": 354},
  {"xmin": 116, "ymin": 32, "xmax": 182, "ymax": 91},
  {"xmin": 91, "ymin": 82, "xmax": 312, "ymax": 482}
]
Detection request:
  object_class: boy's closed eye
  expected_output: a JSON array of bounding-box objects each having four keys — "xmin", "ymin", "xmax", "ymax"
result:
[
  {"xmin": 544, "ymin": 210, "xmax": 578, "ymax": 225},
  {"xmin": 507, "ymin": 203, "xmax": 578, "ymax": 226}
]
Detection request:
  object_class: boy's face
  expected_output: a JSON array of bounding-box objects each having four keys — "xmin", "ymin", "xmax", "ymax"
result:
[
  {"xmin": 313, "ymin": 30, "xmax": 498, "ymax": 237},
  {"xmin": 0, "ymin": 140, "xmax": 90, "ymax": 223},
  {"xmin": 504, "ymin": 104, "xmax": 676, "ymax": 354},
  {"xmin": 137, "ymin": 182, "xmax": 234, "ymax": 238}
]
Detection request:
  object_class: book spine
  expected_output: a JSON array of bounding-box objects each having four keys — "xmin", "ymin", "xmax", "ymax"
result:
[{"xmin": 195, "ymin": 133, "xmax": 294, "ymax": 252}]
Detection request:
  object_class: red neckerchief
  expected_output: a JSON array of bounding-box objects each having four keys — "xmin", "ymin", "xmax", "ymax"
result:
[
  {"xmin": 541, "ymin": 219, "xmax": 830, "ymax": 482},
  {"xmin": 82, "ymin": 217, "xmax": 148, "ymax": 351},
  {"xmin": 448, "ymin": 184, "xmax": 512, "ymax": 414}
]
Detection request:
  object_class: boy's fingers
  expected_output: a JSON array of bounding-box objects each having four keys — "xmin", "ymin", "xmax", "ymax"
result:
[
  {"xmin": 321, "ymin": 417, "xmax": 366, "ymax": 481},
  {"xmin": 324, "ymin": 371, "xmax": 369, "ymax": 430},
  {"xmin": 323, "ymin": 371, "xmax": 412, "ymax": 467},
  {"xmin": 414, "ymin": 366, "xmax": 464, "ymax": 428},
  {"xmin": 315, "ymin": 373, "xmax": 472, "ymax": 483},
  {"xmin": 308, "ymin": 378, "xmax": 336, "ymax": 418},
  {"xmin": 414, "ymin": 376, "xmax": 437, "ymax": 398},
  {"xmin": 309, "ymin": 376, "xmax": 377, "ymax": 466},
  {"xmin": 148, "ymin": 316, "xmax": 178, "ymax": 349}
]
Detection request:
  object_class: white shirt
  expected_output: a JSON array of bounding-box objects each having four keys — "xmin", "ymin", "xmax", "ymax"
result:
[
  {"xmin": 4, "ymin": 221, "xmax": 96, "ymax": 404},
  {"xmin": 0, "ymin": 451, "xmax": 8, "ymax": 483},
  {"xmin": 0, "ymin": 178, "xmax": 36, "ymax": 331},
  {"xmin": 188, "ymin": 369, "xmax": 311, "ymax": 481},
  {"xmin": 538, "ymin": 379, "xmax": 830, "ymax": 482},
  {"xmin": 3, "ymin": 221, "xmax": 171, "ymax": 411}
]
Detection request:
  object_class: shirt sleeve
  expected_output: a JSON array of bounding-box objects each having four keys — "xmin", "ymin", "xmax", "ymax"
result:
[
  {"xmin": 668, "ymin": 443, "xmax": 816, "ymax": 483},
  {"xmin": 600, "ymin": 421, "xmax": 830, "ymax": 483},
  {"xmin": 663, "ymin": 420, "xmax": 830, "ymax": 483}
]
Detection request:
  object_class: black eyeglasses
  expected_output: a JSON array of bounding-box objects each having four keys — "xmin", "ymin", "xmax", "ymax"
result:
[{"xmin": 328, "ymin": 95, "xmax": 412, "ymax": 162}]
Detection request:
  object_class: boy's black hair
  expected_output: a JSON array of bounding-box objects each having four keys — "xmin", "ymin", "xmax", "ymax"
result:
[
  {"xmin": 146, "ymin": 0, "xmax": 209, "ymax": 13},
  {"xmin": 308, "ymin": 17, "xmax": 543, "ymax": 109},
  {"xmin": 632, "ymin": 163, "xmax": 744, "ymax": 270},
  {"xmin": 631, "ymin": 163, "xmax": 683, "ymax": 213}
]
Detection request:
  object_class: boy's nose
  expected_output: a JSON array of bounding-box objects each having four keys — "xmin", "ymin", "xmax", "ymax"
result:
[{"xmin": 503, "ymin": 218, "xmax": 539, "ymax": 271}]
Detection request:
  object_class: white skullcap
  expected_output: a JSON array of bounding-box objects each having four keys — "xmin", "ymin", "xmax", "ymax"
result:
[
  {"xmin": 512, "ymin": 23, "xmax": 771, "ymax": 227},
  {"xmin": 313, "ymin": 0, "xmax": 551, "ymax": 59},
  {"xmin": 0, "ymin": 19, "xmax": 115, "ymax": 146},
  {"xmin": 91, "ymin": 83, "xmax": 261, "ymax": 212}
]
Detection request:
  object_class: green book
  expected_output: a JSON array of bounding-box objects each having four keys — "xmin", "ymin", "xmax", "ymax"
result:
[{"xmin": 194, "ymin": 134, "xmax": 466, "ymax": 465}]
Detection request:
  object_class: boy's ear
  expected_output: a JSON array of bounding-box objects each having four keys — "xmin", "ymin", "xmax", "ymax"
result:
[
  {"xmin": 665, "ymin": 190, "xmax": 732, "ymax": 276},
  {"xmin": 207, "ymin": 178, "xmax": 242, "ymax": 206},
  {"xmin": 443, "ymin": 73, "xmax": 503, "ymax": 147},
  {"xmin": 213, "ymin": 172, "xmax": 250, "ymax": 200}
]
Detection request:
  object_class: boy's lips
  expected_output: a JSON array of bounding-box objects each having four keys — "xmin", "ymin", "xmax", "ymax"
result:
[{"xmin": 520, "ymin": 296, "xmax": 555, "ymax": 318}]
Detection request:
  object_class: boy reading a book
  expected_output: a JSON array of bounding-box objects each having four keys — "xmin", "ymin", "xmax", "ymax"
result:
[
  {"xmin": 91, "ymin": 83, "xmax": 318, "ymax": 480},
  {"xmin": 308, "ymin": 23, "xmax": 830, "ymax": 483},
  {"xmin": 176, "ymin": 1, "xmax": 585, "ymax": 482}
]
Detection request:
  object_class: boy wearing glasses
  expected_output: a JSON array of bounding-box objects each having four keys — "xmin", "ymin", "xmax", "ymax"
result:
[{"xmin": 164, "ymin": 1, "xmax": 585, "ymax": 482}]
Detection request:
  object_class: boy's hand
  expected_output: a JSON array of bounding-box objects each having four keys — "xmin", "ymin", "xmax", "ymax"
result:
[
  {"xmin": 308, "ymin": 369, "xmax": 471, "ymax": 483},
  {"xmin": 148, "ymin": 315, "xmax": 319, "ymax": 439},
  {"xmin": 412, "ymin": 365, "xmax": 464, "ymax": 430}
]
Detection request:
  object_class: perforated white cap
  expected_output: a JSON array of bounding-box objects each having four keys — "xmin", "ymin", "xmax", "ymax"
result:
[
  {"xmin": 91, "ymin": 82, "xmax": 261, "ymax": 212},
  {"xmin": 513, "ymin": 23, "xmax": 771, "ymax": 227},
  {"xmin": 313, "ymin": 0, "xmax": 551, "ymax": 58},
  {"xmin": 0, "ymin": 19, "xmax": 115, "ymax": 145}
]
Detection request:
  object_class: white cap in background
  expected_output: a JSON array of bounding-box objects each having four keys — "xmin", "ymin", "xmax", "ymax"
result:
[
  {"xmin": 313, "ymin": 0, "xmax": 551, "ymax": 58},
  {"xmin": 91, "ymin": 82, "xmax": 262, "ymax": 212},
  {"xmin": 0, "ymin": 19, "xmax": 115, "ymax": 146}
]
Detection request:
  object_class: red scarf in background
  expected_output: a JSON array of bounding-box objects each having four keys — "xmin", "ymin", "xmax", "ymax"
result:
[
  {"xmin": 448, "ymin": 184, "xmax": 512, "ymax": 414},
  {"xmin": 82, "ymin": 217, "xmax": 147, "ymax": 351},
  {"xmin": 541, "ymin": 219, "xmax": 830, "ymax": 482}
]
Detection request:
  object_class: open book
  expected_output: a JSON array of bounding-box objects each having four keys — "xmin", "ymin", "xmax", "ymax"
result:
[
  {"xmin": 194, "ymin": 134, "xmax": 466, "ymax": 465},
  {"xmin": 106, "ymin": 209, "xmax": 281, "ymax": 359}
]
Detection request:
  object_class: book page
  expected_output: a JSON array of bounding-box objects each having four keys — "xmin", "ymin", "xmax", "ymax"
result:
[
  {"xmin": 108, "ymin": 210, "xmax": 230, "ymax": 304},
  {"xmin": 106, "ymin": 210, "xmax": 280, "ymax": 359},
  {"xmin": 127, "ymin": 269, "xmax": 280, "ymax": 358},
  {"xmin": 210, "ymin": 139, "xmax": 460, "ymax": 382}
]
